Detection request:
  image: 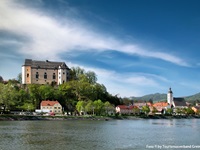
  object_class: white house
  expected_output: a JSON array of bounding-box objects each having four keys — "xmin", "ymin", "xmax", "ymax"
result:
[{"xmin": 36, "ymin": 100, "xmax": 63, "ymax": 114}]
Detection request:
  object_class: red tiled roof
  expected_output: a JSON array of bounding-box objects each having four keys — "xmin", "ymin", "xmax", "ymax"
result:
[
  {"xmin": 147, "ymin": 102, "xmax": 153, "ymax": 106},
  {"xmin": 41, "ymin": 100, "xmax": 60, "ymax": 106},
  {"xmin": 116, "ymin": 105, "xmax": 138, "ymax": 110},
  {"xmin": 134, "ymin": 102, "xmax": 152, "ymax": 107},
  {"xmin": 153, "ymin": 102, "xmax": 168, "ymax": 107},
  {"xmin": 193, "ymin": 106, "xmax": 200, "ymax": 110}
]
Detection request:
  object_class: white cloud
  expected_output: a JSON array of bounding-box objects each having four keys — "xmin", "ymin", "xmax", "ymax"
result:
[{"xmin": 0, "ymin": 0, "xmax": 189, "ymax": 66}]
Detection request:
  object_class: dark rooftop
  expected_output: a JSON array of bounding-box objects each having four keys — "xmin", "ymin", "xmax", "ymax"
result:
[
  {"xmin": 23, "ymin": 59, "xmax": 70, "ymax": 70},
  {"xmin": 173, "ymin": 98, "xmax": 187, "ymax": 107}
]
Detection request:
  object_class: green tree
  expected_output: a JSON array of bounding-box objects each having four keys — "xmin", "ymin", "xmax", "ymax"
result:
[
  {"xmin": 93, "ymin": 99, "xmax": 104, "ymax": 115},
  {"xmin": 85, "ymin": 71, "xmax": 97, "ymax": 84},
  {"xmin": 104, "ymin": 101, "xmax": 114, "ymax": 115},
  {"xmin": 39, "ymin": 85, "xmax": 54, "ymax": 100},
  {"xmin": 122, "ymin": 98, "xmax": 131, "ymax": 105},
  {"xmin": 17, "ymin": 73, "xmax": 22, "ymax": 84},
  {"xmin": 142, "ymin": 105, "xmax": 150, "ymax": 115},
  {"xmin": 0, "ymin": 76, "xmax": 3, "ymax": 83},
  {"xmin": 16, "ymin": 89, "xmax": 30, "ymax": 109},
  {"xmin": 76, "ymin": 101, "xmax": 87, "ymax": 115},
  {"xmin": 70, "ymin": 67, "xmax": 85, "ymax": 81},
  {"xmin": 28, "ymin": 84, "xmax": 41, "ymax": 109},
  {"xmin": 85, "ymin": 100, "xmax": 95, "ymax": 115},
  {"xmin": 17, "ymin": 103, "xmax": 35, "ymax": 111},
  {"xmin": 0, "ymin": 83, "xmax": 19, "ymax": 111},
  {"xmin": 185, "ymin": 107, "xmax": 195, "ymax": 115},
  {"xmin": 152, "ymin": 107, "xmax": 158, "ymax": 114},
  {"xmin": 166, "ymin": 108, "xmax": 173, "ymax": 115},
  {"xmin": 175, "ymin": 108, "xmax": 182, "ymax": 115},
  {"xmin": 132, "ymin": 107, "xmax": 140, "ymax": 115}
]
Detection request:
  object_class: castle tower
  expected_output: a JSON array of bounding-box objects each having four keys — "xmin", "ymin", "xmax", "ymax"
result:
[{"xmin": 167, "ymin": 87, "xmax": 173, "ymax": 106}]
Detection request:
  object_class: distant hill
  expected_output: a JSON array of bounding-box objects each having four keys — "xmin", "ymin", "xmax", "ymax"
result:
[
  {"xmin": 184, "ymin": 92, "xmax": 200, "ymax": 102},
  {"xmin": 130, "ymin": 93, "xmax": 167, "ymax": 102},
  {"xmin": 129, "ymin": 92, "xmax": 200, "ymax": 102}
]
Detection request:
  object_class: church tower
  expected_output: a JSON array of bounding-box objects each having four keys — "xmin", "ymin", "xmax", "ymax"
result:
[{"xmin": 167, "ymin": 87, "xmax": 173, "ymax": 106}]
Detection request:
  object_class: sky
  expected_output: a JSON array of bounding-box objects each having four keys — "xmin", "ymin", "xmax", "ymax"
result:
[{"xmin": 1, "ymin": 0, "xmax": 200, "ymax": 97}]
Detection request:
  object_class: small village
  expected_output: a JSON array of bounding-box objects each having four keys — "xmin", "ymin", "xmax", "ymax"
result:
[
  {"xmin": 33, "ymin": 87, "xmax": 200, "ymax": 117},
  {"xmin": 116, "ymin": 87, "xmax": 200, "ymax": 117}
]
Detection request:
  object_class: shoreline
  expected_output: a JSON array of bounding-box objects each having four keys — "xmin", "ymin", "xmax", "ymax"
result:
[{"xmin": 0, "ymin": 114, "xmax": 200, "ymax": 121}]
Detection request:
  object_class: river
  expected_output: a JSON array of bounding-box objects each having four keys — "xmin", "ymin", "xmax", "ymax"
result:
[{"xmin": 0, "ymin": 119, "xmax": 200, "ymax": 150}]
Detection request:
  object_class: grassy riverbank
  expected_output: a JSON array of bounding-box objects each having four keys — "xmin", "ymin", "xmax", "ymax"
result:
[{"xmin": 0, "ymin": 114, "xmax": 200, "ymax": 121}]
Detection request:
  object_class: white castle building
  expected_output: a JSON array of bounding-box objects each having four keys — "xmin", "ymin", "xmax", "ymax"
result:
[{"xmin": 22, "ymin": 59, "xmax": 70, "ymax": 85}]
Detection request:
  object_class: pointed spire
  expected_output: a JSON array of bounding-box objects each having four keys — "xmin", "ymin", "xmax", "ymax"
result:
[{"xmin": 168, "ymin": 87, "xmax": 173, "ymax": 93}]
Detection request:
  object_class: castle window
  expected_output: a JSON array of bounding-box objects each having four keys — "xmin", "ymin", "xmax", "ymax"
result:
[
  {"xmin": 53, "ymin": 73, "xmax": 56, "ymax": 79},
  {"xmin": 63, "ymin": 72, "xmax": 65, "ymax": 75},
  {"xmin": 44, "ymin": 72, "xmax": 47, "ymax": 79},
  {"xmin": 36, "ymin": 72, "xmax": 39, "ymax": 79},
  {"xmin": 27, "ymin": 73, "xmax": 29, "ymax": 78}
]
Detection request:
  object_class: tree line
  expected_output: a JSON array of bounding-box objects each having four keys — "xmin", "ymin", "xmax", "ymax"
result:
[{"xmin": 0, "ymin": 67, "xmax": 121, "ymax": 114}]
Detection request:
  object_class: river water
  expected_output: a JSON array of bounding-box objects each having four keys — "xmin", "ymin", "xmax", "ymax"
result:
[{"xmin": 0, "ymin": 119, "xmax": 200, "ymax": 150}]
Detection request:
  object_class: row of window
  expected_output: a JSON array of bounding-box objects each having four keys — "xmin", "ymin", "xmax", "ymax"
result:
[
  {"xmin": 35, "ymin": 72, "xmax": 67, "ymax": 79},
  {"xmin": 42, "ymin": 106, "xmax": 61, "ymax": 109},
  {"xmin": 50, "ymin": 110, "xmax": 61, "ymax": 113},
  {"xmin": 27, "ymin": 72, "xmax": 69, "ymax": 79}
]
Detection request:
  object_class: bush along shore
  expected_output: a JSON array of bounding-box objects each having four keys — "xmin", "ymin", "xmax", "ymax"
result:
[{"xmin": 0, "ymin": 114, "xmax": 200, "ymax": 121}]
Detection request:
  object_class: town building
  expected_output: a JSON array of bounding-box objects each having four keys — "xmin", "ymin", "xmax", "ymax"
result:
[
  {"xmin": 167, "ymin": 87, "xmax": 187, "ymax": 108},
  {"xmin": 192, "ymin": 106, "xmax": 200, "ymax": 114},
  {"xmin": 152, "ymin": 102, "xmax": 168, "ymax": 114},
  {"xmin": 22, "ymin": 59, "xmax": 70, "ymax": 85},
  {"xmin": 167, "ymin": 87, "xmax": 173, "ymax": 106},
  {"xmin": 39, "ymin": 100, "xmax": 63, "ymax": 114},
  {"xmin": 133, "ymin": 102, "xmax": 152, "ymax": 109},
  {"xmin": 116, "ymin": 105, "xmax": 139, "ymax": 115}
]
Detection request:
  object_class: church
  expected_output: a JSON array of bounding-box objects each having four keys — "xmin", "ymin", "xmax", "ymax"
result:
[{"xmin": 167, "ymin": 88, "xmax": 187, "ymax": 108}]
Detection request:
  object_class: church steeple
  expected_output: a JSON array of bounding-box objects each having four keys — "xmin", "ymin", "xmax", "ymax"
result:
[{"xmin": 167, "ymin": 87, "xmax": 173, "ymax": 106}]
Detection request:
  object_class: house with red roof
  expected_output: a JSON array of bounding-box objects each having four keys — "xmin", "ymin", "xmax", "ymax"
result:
[
  {"xmin": 40, "ymin": 100, "xmax": 63, "ymax": 114},
  {"xmin": 192, "ymin": 106, "xmax": 200, "ymax": 114},
  {"xmin": 116, "ymin": 105, "xmax": 139, "ymax": 115},
  {"xmin": 134, "ymin": 102, "xmax": 152, "ymax": 109},
  {"xmin": 152, "ymin": 102, "xmax": 168, "ymax": 114}
]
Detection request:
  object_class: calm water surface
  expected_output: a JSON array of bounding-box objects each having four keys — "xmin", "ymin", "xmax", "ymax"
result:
[{"xmin": 0, "ymin": 119, "xmax": 200, "ymax": 150}]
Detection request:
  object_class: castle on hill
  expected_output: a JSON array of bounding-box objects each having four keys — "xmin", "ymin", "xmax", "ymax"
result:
[{"xmin": 22, "ymin": 59, "xmax": 70, "ymax": 85}]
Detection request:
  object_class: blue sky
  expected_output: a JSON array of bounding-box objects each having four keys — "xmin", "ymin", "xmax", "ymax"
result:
[{"xmin": 1, "ymin": 0, "xmax": 200, "ymax": 97}]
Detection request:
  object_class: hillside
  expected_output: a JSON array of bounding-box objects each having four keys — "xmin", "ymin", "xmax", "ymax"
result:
[
  {"xmin": 185, "ymin": 92, "xmax": 200, "ymax": 102},
  {"xmin": 130, "ymin": 93, "xmax": 167, "ymax": 102},
  {"xmin": 130, "ymin": 92, "xmax": 200, "ymax": 102}
]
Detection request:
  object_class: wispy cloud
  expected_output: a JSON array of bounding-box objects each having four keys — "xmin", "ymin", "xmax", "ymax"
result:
[{"xmin": 0, "ymin": 0, "xmax": 189, "ymax": 67}]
